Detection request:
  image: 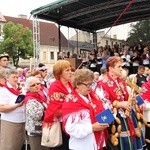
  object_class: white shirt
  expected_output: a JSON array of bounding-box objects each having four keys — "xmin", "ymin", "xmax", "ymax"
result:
[
  {"xmin": 0, "ymin": 83, "xmax": 25, "ymax": 123},
  {"xmin": 121, "ymin": 54, "xmax": 131, "ymax": 66},
  {"xmin": 143, "ymin": 101, "xmax": 150, "ymax": 122},
  {"xmin": 143, "ymin": 54, "xmax": 149, "ymax": 65},
  {"xmin": 65, "ymin": 94, "xmax": 97, "ymax": 150},
  {"xmin": 0, "ymin": 86, "xmax": 3, "ymax": 118}
]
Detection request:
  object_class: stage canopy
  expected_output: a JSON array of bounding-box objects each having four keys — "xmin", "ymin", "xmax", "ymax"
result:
[{"xmin": 31, "ymin": 0, "xmax": 150, "ymax": 32}]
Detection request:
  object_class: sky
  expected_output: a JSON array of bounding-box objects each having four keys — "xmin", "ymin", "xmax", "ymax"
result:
[{"xmin": 0, "ymin": 0, "xmax": 132, "ymax": 40}]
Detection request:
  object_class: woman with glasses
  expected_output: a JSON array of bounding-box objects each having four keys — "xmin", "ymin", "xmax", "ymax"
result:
[
  {"xmin": 62, "ymin": 68, "xmax": 108, "ymax": 150},
  {"xmin": 24, "ymin": 76, "xmax": 48, "ymax": 150},
  {"xmin": 31, "ymin": 70, "xmax": 49, "ymax": 100},
  {"xmin": 0, "ymin": 69, "xmax": 25, "ymax": 150},
  {"xmin": 44, "ymin": 60, "xmax": 73, "ymax": 150}
]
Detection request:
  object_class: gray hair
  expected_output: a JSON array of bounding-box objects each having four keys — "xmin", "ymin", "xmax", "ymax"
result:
[
  {"xmin": 25, "ymin": 76, "xmax": 40, "ymax": 92},
  {"xmin": 6, "ymin": 69, "xmax": 18, "ymax": 78},
  {"xmin": 0, "ymin": 68, "xmax": 6, "ymax": 79}
]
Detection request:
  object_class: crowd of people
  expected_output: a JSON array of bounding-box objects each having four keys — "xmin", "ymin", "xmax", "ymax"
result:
[
  {"xmin": 0, "ymin": 45, "xmax": 150, "ymax": 150},
  {"xmin": 58, "ymin": 45, "xmax": 150, "ymax": 76}
]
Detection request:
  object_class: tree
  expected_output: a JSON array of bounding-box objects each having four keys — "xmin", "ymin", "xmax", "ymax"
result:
[
  {"xmin": 126, "ymin": 20, "xmax": 150, "ymax": 47},
  {"xmin": 0, "ymin": 22, "xmax": 33, "ymax": 67}
]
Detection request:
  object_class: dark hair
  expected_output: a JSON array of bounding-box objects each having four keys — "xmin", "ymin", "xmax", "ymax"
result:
[
  {"xmin": 138, "ymin": 65, "xmax": 145, "ymax": 70},
  {"xmin": 38, "ymin": 63, "xmax": 45, "ymax": 68}
]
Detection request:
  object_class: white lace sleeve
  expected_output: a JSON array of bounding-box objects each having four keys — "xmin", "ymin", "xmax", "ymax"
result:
[{"xmin": 65, "ymin": 110, "xmax": 93, "ymax": 139}]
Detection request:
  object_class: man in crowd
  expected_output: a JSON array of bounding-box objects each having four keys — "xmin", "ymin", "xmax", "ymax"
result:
[
  {"xmin": 136, "ymin": 65, "xmax": 147, "ymax": 87},
  {"xmin": 91, "ymin": 71, "xmax": 100, "ymax": 91},
  {"xmin": 0, "ymin": 53, "xmax": 9, "ymax": 69}
]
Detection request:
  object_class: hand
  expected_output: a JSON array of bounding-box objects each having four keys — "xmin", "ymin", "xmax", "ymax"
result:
[
  {"xmin": 131, "ymin": 97, "xmax": 136, "ymax": 105},
  {"xmin": 15, "ymin": 101, "xmax": 24, "ymax": 108},
  {"xmin": 92, "ymin": 122, "xmax": 109, "ymax": 132},
  {"xmin": 53, "ymin": 92, "xmax": 61, "ymax": 100},
  {"xmin": 117, "ymin": 101, "xmax": 131, "ymax": 111}
]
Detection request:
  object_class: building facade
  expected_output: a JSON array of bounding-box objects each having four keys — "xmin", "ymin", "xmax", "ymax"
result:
[{"xmin": 0, "ymin": 14, "xmax": 74, "ymax": 68}]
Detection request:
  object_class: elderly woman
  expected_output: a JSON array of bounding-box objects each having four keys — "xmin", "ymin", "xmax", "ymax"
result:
[
  {"xmin": 31, "ymin": 70, "xmax": 49, "ymax": 103},
  {"xmin": 0, "ymin": 68, "xmax": 7, "ymax": 108},
  {"xmin": 0, "ymin": 68, "xmax": 6, "ymax": 145},
  {"xmin": 0, "ymin": 69, "xmax": 25, "ymax": 150},
  {"xmin": 95, "ymin": 56, "xmax": 146, "ymax": 150},
  {"xmin": 44, "ymin": 60, "xmax": 73, "ymax": 150},
  {"xmin": 24, "ymin": 76, "xmax": 48, "ymax": 150},
  {"xmin": 62, "ymin": 69, "xmax": 108, "ymax": 150}
]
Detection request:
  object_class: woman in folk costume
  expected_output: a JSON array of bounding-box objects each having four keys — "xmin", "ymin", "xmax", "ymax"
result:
[
  {"xmin": 0, "ymin": 69, "xmax": 25, "ymax": 150},
  {"xmin": 95, "ymin": 56, "xmax": 146, "ymax": 150},
  {"xmin": 24, "ymin": 76, "xmax": 48, "ymax": 150},
  {"xmin": 44, "ymin": 60, "xmax": 73, "ymax": 150},
  {"xmin": 62, "ymin": 69, "xmax": 108, "ymax": 150},
  {"xmin": 140, "ymin": 80, "xmax": 150, "ymax": 150}
]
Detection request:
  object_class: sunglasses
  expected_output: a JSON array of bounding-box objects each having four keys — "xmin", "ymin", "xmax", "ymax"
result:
[{"xmin": 30, "ymin": 82, "xmax": 40, "ymax": 87}]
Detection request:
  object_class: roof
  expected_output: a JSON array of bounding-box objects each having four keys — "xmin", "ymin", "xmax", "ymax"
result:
[
  {"xmin": 4, "ymin": 15, "xmax": 73, "ymax": 48},
  {"xmin": 31, "ymin": 0, "xmax": 150, "ymax": 33},
  {"xmin": 0, "ymin": 12, "xmax": 6, "ymax": 22}
]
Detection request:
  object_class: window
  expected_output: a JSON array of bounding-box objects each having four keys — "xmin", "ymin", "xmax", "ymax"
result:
[
  {"xmin": 106, "ymin": 40, "xmax": 108, "ymax": 45},
  {"xmin": 111, "ymin": 41, "xmax": 113, "ymax": 47},
  {"xmin": 50, "ymin": 52, "xmax": 54, "ymax": 60},
  {"xmin": 43, "ymin": 51, "xmax": 46, "ymax": 60}
]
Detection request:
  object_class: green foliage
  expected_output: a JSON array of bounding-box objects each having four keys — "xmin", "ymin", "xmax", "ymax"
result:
[
  {"xmin": 126, "ymin": 20, "xmax": 150, "ymax": 46},
  {"xmin": 0, "ymin": 22, "xmax": 33, "ymax": 67}
]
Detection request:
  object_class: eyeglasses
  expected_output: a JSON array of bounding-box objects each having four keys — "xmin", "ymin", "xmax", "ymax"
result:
[
  {"xmin": 81, "ymin": 82, "xmax": 93, "ymax": 88},
  {"xmin": 30, "ymin": 83, "xmax": 40, "ymax": 87}
]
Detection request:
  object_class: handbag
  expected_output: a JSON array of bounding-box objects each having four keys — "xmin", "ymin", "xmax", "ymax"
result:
[{"xmin": 41, "ymin": 121, "xmax": 63, "ymax": 147}]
